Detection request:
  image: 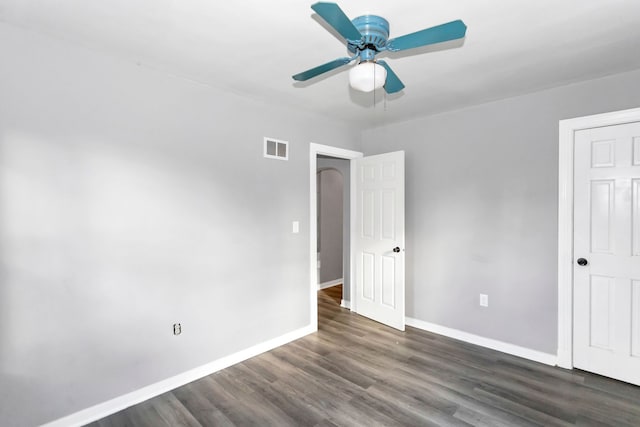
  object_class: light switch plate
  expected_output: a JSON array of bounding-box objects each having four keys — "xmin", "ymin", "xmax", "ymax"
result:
[
  {"xmin": 292, "ymin": 221, "xmax": 299, "ymax": 234},
  {"xmin": 479, "ymin": 294, "xmax": 489, "ymax": 307}
]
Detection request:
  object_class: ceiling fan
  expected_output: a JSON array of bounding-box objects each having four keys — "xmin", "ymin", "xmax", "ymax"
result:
[{"xmin": 292, "ymin": 2, "xmax": 467, "ymax": 94}]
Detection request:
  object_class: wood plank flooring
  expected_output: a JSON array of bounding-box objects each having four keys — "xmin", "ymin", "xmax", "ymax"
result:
[{"xmin": 89, "ymin": 285, "xmax": 640, "ymax": 426}]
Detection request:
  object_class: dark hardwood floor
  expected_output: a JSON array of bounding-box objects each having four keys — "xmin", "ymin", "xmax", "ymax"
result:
[{"xmin": 89, "ymin": 285, "xmax": 640, "ymax": 426}]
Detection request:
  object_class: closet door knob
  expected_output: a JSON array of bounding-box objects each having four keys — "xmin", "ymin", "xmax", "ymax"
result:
[
  {"xmin": 577, "ymin": 258, "xmax": 588, "ymax": 266},
  {"xmin": 393, "ymin": 247, "xmax": 401, "ymax": 253}
]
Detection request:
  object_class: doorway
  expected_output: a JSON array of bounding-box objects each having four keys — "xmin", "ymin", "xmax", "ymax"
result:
[
  {"xmin": 309, "ymin": 143, "xmax": 406, "ymax": 331},
  {"xmin": 309, "ymin": 144, "xmax": 362, "ymax": 329},
  {"xmin": 558, "ymin": 107, "xmax": 640, "ymax": 385},
  {"xmin": 317, "ymin": 164, "xmax": 346, "ymax": 294}
]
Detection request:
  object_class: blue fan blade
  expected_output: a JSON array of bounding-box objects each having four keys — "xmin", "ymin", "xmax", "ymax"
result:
[
  {"xmin": 311, "ymin": 2, "xmax": 362, "ymax": 42},
  {"xmin": 377, "ymin": 61, "xmax": 405, "ymax": 94},
  {"xmin": 292, "ymin": 57, "xmax": 354, "ymax": 81},
  {"xmin": 386, "ymin": 20, "xmax": 467, "ymax": 52}
]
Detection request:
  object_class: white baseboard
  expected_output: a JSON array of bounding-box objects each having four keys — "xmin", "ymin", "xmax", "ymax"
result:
[
  {"xmin": 42, "ymin": 324, "xmax": 315, "ymax": 427},
  {"xmin": 341, "ymin": 299, "xmax": 351, "ymax": 309},
  {"xmin": 405, "ymin": 317, "xmax": 557, "ymax": 366},
  {"xmin": 318, "ymin": 278, "xmax": 343, "ymax": 290},
  {"xmin": 556, "ymin": 348, "xmax": 572, "ymax": 369}
]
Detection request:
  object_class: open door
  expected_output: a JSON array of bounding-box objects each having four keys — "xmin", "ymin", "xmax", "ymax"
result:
[{"xmin": 353, "ymin": 151, "xmax": 405, "ymax": 331}]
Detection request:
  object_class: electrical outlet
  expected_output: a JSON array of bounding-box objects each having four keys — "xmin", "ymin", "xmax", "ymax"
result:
[
  {"xmin": 173, "ymin": 323, "xmax": 182, "ymax": 335},
  {"xmin": 479, "ymin": 294, "xmax": 489, "ymax": 307}
]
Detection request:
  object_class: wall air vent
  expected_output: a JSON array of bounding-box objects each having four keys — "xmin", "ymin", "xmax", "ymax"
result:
[{"xmin": 264, "ymin": 137, "xmax": 288, "ymax": 161}]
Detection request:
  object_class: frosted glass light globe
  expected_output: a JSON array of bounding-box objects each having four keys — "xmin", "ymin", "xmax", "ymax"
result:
[{"xmin": 349, "ymin": 62, "xmax": 387, "ymax": 92}]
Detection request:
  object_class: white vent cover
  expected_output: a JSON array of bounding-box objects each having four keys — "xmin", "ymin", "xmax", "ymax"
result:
[{"xmin": 264, "ymin": 137, "xmax": 288, "ymax": 160}]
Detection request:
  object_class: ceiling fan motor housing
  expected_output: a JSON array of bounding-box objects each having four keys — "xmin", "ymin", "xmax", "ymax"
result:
[{"xmin": 347, "ymin": 15, "xmax": 390, "ymax": 61}]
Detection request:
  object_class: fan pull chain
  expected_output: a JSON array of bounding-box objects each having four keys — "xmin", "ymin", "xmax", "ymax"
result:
[
  {"xmin": 384, "ymin": 87, "xmax": 387, "ymax": 111},
  {"xmin": 374, "ymin": 87, "xmax": 377, "ymax": 109}
]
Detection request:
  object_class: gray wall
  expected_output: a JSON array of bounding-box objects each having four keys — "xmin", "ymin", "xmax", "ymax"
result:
[
  {"xmin": 0, "ymin": 23, "xmax": 360, "ymax": 427},
  {"xmin": 316, "ymin": 157, "xmax": 351, "ymax": 302},
  {"xmin": 362, "ymin": 69, "xmax": 640, "ymax": 355},
  {"xmin": 317, "ymin": 168, "xmax": 343, "ymax": 284}
]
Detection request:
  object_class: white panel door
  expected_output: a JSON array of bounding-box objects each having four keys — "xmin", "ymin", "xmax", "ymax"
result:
[
  {"xmin": 353, "ymin": 151, "xmax": 405, "ymax": 331},
  {"xmin": 574, "ymin": 121, "xmax": 640, "ymax": 385}
]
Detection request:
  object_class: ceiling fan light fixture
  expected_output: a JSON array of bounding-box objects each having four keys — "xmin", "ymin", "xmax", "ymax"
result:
[{"xmin": 349, "ymin": 61, "xmax": 387, "ymax": 92}]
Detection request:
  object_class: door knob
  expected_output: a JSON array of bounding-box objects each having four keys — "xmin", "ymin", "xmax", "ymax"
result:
[
  {"xmin": 577, "ymin": 258, "xmax": 588, "ymax": 266},
  {"xmin": 393, "ymin": 247, "xmax": 401, "ymax": 253}
]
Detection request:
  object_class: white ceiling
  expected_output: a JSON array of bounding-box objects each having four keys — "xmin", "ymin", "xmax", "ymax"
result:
[{"xmin": 1, "ymin": 0, "xmax": 639, "ymax": 126}]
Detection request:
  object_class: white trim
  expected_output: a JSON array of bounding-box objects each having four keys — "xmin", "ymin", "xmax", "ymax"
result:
[
  {"xmin": 41, "ymin": 325, "xmax": 314, "ymax": 427},
  {"xmin": 310, "ymin": 143, "xmax": 363, "ymax": 330},
  {"xmin": 341, "ymin": 299, "xmax": 351, "ymax": 309},
  {"xmin": 406, "ymin": 317, "xmax": 557, "ymax": 366},
  {"xmin": 557, "ymin": 107, "xmax": 640, "ymax": 370},
  {"xmin": 318, "ymin": 278, "xmax": 343, "ymax": 290},
  {"xmin": 349, "ymin": 157, "xmax": 357, "ymax": 312}
]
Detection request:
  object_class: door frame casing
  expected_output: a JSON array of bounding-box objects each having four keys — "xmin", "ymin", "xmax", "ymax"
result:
[
  {"xmin": 309, "ymin": 143, "xmax": 363, "ymax": 330},
  {"xmin": 557, "ymin": 106, "xmax": 640, "ymax": 369}
]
